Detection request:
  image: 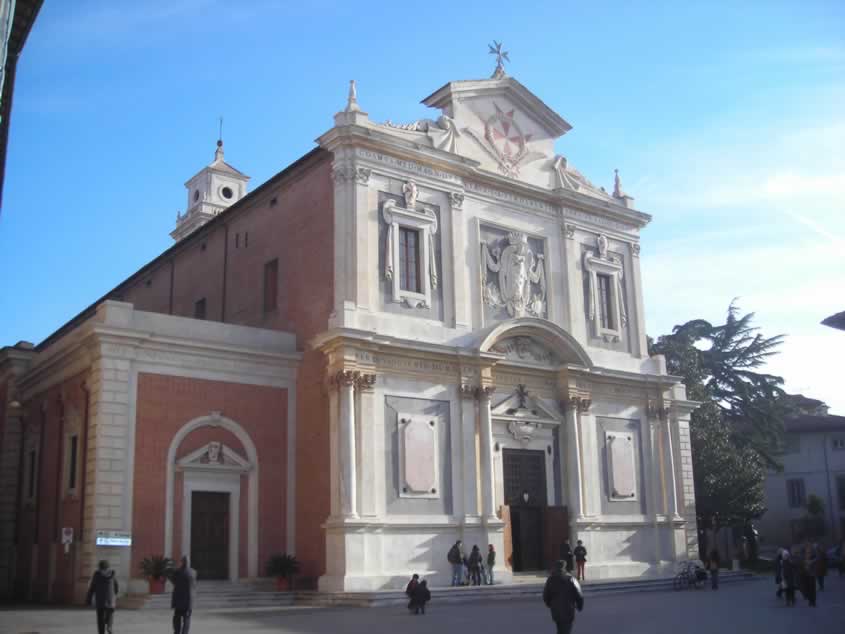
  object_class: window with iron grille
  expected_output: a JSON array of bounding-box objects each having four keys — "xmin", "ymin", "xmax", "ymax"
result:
[
  {"xmin": 398, "ymin": 227, "xmax": 421, "ymax": 293},
  {"xmin": 786, "ymin": 478, "xmax": 806, "ymax": 508},
  {"xmin": 67, "ymin": 435, "xmax": 78, "ymax": 491}
]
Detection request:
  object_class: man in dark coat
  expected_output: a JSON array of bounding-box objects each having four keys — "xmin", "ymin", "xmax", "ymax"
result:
[
  {"xmin": 171, "ymin": 556, "xmax": 197, "ymax": 634},
  {"xmin": 86, "ymin": 560, "xmax": 119, "ymax": 634},
  {"xmin": 543, "ymin": 560, "xmax": 584, "ymax": 634},
  {"xmin": 447, "ymin": 540, "xmax": 463, "ymax": 586},
  {"xmin": 409, "ymin": 579, "xmax": 431, "ymax": 615},
  {"xmin": 559, "ymin": 539, "xmax": 574, "ymax": 573}
]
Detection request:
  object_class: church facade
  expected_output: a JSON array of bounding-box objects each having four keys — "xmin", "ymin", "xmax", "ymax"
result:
[{"xmin": 0, "ymin": 61, "xmax": 699, "ymax": 601}]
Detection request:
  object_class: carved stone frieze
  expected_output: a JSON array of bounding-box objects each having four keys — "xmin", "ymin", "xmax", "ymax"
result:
[
  {"xmin": 491, "ymin": 336, "xmax": 558, "ymax": 365},
  {"xmin": 354, "ymin": 148, "xmax": 462, "ymax": 184},
  {"xmin": 507, "ymin": 420, "xmax": 539, "ymax": 444}
]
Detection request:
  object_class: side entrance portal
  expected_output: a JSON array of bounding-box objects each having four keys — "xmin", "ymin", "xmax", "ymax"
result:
[{"xmin": 191, "ymin": 491, "xmax": 230, "ymax": 580}]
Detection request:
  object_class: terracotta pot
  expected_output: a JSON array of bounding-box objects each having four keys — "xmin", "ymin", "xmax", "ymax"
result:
[
  {"xmin": 275, "ymin": 577, "xmax": 290, "ymax": 592},
  {"xmin": 148, "ymin": 577, "xmax": 166, "ymax": 594}
]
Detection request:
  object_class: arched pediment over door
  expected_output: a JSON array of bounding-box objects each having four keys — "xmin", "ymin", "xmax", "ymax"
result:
[{"xmin": 477, "ymin": 317, "xmax": 593, "ymax": 369}]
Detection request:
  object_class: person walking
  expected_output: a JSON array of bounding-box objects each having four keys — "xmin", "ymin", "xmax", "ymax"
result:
[
  {"xmin": 573, "ymin": 541, "xmax": 587, "ymax": 582},
  {"xmin": 486, "ymin": 544, "xmax": 496, "ymax": 585},
  {"xmin": 782, "ymin": 551, "xmax": 797, "ymax": 607},
  {"xmin": 800, "ymin": 543, "xmax": 817, "ymax": 607},
  {"xmin": 405, "ymin": 574, "xmax": 420, "ymax": 612},
  {"xmin": 707, "ymin": 548, "xmax": 720, "ymax": 590},
  {"xmin": 813, "ymin": 543, "xmax": 827, "ymax": 591},
  {"xmin": 774, "ymin": 548, "xmax": 785, "ymax": 600},
  {"xmin": 447, "ymin": 541, "xmax": 463, "ymax": 587},
  {"xmin": 86, "ymin": 560, "xmax": 119, "ymax": 634},
  {"xmin": 543, "ymin": 560, "xmax": 584, "ymax": 634},
  {"xmin": 171, "ymin": 556, "xmax": 196, "ymax": 634},
  {"xmin": 409, "ymin": 579, "xmax": 431, "ymax": 614},
  {"xmin": 468, "ymin": 545, "xmax": 482, "ymax": 586},
  {"xmin": 559, "ymin": 539, "xmax": 574, "ymax": 574}
]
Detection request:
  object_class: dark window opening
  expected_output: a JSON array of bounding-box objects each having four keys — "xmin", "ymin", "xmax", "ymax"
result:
[
  {"xmin": 244, "ymin": 232, "xmax": 249, "ymax": 248},
  {"xmin": 235, "ymin": 233, "xmax": 240, "ymax": 248},
  {"xmin": 398, "ymin": 227, "xmax": 421, "ymax": 293},
  {"xmin": 194, "ymin": 298, "xmax": 207, "ymax": 320},
  {"xmin": 837, "ymin": 475, "xmax": 845, "ymax": 511},
  {"xmin": 270, "ymin": 197, "xmax": 278, "ymax": 207},
  {"xmin": 200, "ymin": 242, "xmax": 207, "ymax": 252},
  {"xmin": 68, "ymin": 435, "xmax": 78, "ymax": 491},
  {"xmin": 264, "ymin": 259, "xmax": 278, "ymax": 313},
  {"xmin": 145, "ymin": 279, "xmax": 152, "ymax": 287},
  {"xmin": 597, "ymin": 273, "xmax": 614, "ymax": 330},
  {"xmin": 787, "ymin": 478, "xmax": 806, "ymax": 508},
  {"xmin": 221, "ymin": 186, "xmax": 233, "ymax": 200},
  {"xmin": 28, "ymin": 450, "xmax": 36, "ymax": 499},
  {"xmin": 193, "ymin": 190, "xmax": 200, "ymax": 202}
]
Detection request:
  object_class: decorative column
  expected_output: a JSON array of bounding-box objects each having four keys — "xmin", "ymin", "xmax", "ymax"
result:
[
  {"xmin": 356, "ymin": 373, "xmax": 377, "ymax": 517},
  {"xmin": 335, "ymin": 370, "xmax": 359, "ymax": 519},
  {"xmin": 478, "ymin": 386, "xmax": 497, "ymax": 521},
  {"xmin": 565, "ymin": 396, "xmax": 586, "ymax": 520}
]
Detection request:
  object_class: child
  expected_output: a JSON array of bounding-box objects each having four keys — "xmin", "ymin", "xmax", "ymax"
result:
[
  {"xmin": 410, "ymin": 579, "xmax": 431, "ymax": 614},
  {"xmin": 405, "ymin": 574, "xmax": 419, "ymax": 612},
  {"xmin": 574, "ymin": 540, "xmax": 587, "ymax": 581}
]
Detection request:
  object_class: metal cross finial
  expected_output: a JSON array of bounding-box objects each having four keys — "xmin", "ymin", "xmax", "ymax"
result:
[{"xmin": 488, "ymin": 40, "xmax": 510, "ymax": 79}]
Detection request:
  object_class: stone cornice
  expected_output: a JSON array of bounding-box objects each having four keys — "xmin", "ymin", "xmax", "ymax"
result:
[{"xmin": 319, "ymin": 122, "xmax": 651, "ymax": 233}]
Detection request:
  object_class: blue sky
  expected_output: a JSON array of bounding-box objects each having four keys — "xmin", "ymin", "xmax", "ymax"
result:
[{"xmin": 1, "ymin": 1, "xmax": 843, "ymax": 411}]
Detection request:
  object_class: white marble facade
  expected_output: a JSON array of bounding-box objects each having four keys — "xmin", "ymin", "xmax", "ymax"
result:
[{"xmin": 314, "ymin": 71, "xmax": 698, "ymax": 591}]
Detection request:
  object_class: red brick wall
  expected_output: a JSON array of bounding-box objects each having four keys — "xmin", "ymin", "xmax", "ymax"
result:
[
  {"xmin": 133, "ymin": 373, "xmax": 288, "ymax": 579},
  {"xmin": 13, "ymin": 372, "xmax": 88, "ymax": 603}
]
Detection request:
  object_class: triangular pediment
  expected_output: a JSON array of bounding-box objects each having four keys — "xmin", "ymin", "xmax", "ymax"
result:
[
  {"xmin": 421, "ymin": 77, "xmax": 572, "ymax": 138},
  {"xmin": 177, "ymin": 442, "xmax": 251, "ymax": 471},
  {"xmin": 491, "ymin": 385, "xmax": 561, "ymax": 422}
]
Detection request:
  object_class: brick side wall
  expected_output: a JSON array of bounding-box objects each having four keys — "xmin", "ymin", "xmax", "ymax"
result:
[
  {"xmin": 133, "ymin": 373, "xmax": 288, "ymax": 579},
  {"xmin": 12, "ymin": 372, "xmax": 88, "ymax": 603}
]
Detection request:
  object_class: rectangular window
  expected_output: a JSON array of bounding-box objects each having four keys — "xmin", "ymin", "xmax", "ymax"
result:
[
  {"xmin": 235, "ymin": 233, "xmax": 240, "ymax": 248},
  {"xmin": 837, "ymin": 475, "xmax": 845, "ymax": 511},
  {"xmin": 263, "ymin": 259, "xmax": 278, "ymax": 313},
  {"xmin": 68, "ymin": 435, "xmax": 79, "ymax": 491},
  {"xmin": 398, "ymin": 227, "xmax": 421, "ymax": 293},
  {"xmin": 832, "ymin": 438, "xmax": 845, "ymax": 450},
  {"xmin": 27, "ymin": 449, "xmax": 36, "ymax": 500},
  {"xmin": 597, "ymin": 273, "xmax": 614, "ymax": 330},
  {"xmin": 194, "ymin": 298, "xmax": 206, "ymax": 320},
  {"xmin": 786, "ymin": 478, "xmax": 806, "ymax": 508}
]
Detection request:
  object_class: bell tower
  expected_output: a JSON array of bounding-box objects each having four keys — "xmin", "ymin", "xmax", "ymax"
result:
[{"xmin": 172, "ymin": 139, "xmax": 250, "ymax": 241}]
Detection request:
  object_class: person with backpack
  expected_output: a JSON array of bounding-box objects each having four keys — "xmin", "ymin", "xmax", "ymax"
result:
[
  {"xmin": 573, "ymin": 540, "xmax": 587, "ymax": 581},
  {"xmin": 405, "ymin": 574, "xmax": 420, "ymax": 612},
  {"xmin": 468, "ymin": 545, "xmax": 482, "ymax": 586},
  {"xmin": 543, "ymin": 560, "xmax": 584, "ymax": 634},
  {"xmin": 86, "ymin": 560, "xmax": 119, "ymax": 634},
  {"xmin": 447, "ymin": 541, "xmax": 463, "ymax": 587},
  {"xmin": 409, "ymin": 579, "xmax": 431, "ymax": 614}
]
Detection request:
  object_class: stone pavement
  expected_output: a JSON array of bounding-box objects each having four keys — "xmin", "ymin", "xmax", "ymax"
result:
[{"xmin": 1, "ymin": 574, "xmax": 842, "ymax": 634}]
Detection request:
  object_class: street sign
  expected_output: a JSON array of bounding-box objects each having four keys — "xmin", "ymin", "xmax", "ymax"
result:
[
  {"xmin": 61, "ymin": 527, "xmax": 73, "ymax": 544},
  {"xmin": 95, "ymin": 530, "xmax": 132, "ymax": 547}
]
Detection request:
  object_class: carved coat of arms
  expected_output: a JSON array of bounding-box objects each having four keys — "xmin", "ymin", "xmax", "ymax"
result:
[
  {"xmin": 465, "ymin": 103, "xmax": 546, "ymax": 177},
  {"xmin": 481, "ymin": 232, "xmax": 546, "ymax": 318}
]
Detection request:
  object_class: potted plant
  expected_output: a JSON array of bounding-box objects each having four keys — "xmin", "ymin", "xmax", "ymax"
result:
[
  {"xmin": 266, "ymin": 553, "xmax": 299, "ymax": 591},
  {"xmin": 139, "ymin": 555, "xmax": 174, "ymax": 594}
]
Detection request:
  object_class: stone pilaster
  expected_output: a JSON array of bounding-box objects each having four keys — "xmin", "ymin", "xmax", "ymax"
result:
[
  {"xmin": 459, "ymin": 384, "xmax": 480, "ymax": 519},
  {"xmin": 80, "ymin": 346, "xmax": 133, "ymax": 598},
  {"xmin": 355, "ymin": 374, "xmax": 378, "ymax": 517},
  {"xmin": 478, "ymin": 386, "xmax": 496, "ymax": 522}
]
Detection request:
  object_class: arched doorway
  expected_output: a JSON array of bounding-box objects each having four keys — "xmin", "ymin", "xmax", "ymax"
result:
[{"xmin": 477, "ymin": 318, "xmax": 592, "ymax": 572}]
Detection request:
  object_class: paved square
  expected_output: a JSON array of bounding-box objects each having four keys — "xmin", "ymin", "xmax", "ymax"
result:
[{"xmin": 1, "ymin": 576, "xmax": 842, "ymax": 634}]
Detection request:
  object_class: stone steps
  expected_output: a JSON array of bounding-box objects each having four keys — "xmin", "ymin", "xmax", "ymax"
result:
[
  {"xmin": 294, "ymin": 571, "xmax": 759, "ymax": 608},
  {"xmin": 136, "ymin": 571, "xmax": 759, "ymax": 610}
]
